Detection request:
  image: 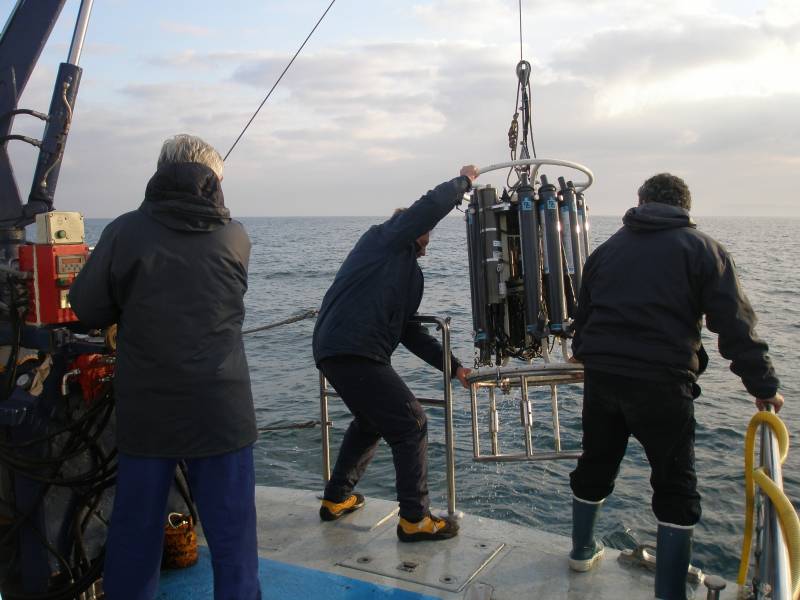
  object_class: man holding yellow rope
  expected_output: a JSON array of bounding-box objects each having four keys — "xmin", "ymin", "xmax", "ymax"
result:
[{"xmin": 567, "ymin": 173, "xmax": 783, "ymax": 600}]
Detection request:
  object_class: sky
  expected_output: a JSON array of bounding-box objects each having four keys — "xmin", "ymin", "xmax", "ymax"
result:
[{"xmin": 5, "ymin": 0, "xmax": 800, "ymax": 217}]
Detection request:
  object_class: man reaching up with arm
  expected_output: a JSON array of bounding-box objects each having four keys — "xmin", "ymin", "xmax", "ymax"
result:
[{"xmin": 313, "ymin": 165, "xmax": 478, "ymax": 542}]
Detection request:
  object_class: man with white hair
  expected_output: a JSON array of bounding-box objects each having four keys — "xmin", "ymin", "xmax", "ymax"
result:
[{"xmin": 69, "ymin": 134, "xmax": 260, "ymax": 599}]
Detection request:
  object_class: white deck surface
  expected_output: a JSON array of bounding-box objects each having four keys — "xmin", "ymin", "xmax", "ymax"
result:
[{"xmin": 250, "ymin": 486, "xmax": 738, "ymax": 599}]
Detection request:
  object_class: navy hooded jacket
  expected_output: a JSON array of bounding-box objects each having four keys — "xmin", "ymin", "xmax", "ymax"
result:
[
  {"xmin": 313, "ymin": 176, "xmax": 471, "ymax": 375},
  {"xmin": 69, "ymin": 162, "xmax": 257, "ymax": 457},
  {"xmin": 572, "ymin": 202, "xmax": 779, "ymax": 398}
]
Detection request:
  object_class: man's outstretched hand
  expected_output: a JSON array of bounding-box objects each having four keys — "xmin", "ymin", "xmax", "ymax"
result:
[
  {"xmin": 456, "ymin": 366, "xmax": 472, "ymax": 389},
  {"xmin": 756, "ymin": 392, "xmax": 785, "ymax": 413},
  {"xmin": 460, "ymin": 165, "xmax": 479, "ymax": 182}
]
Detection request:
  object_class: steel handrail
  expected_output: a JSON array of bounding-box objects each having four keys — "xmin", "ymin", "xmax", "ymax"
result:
[
  {"xmin": 755, "ymin": 405, "xmax": 792, "ymax": 599},
  {"xmin": 319, "ymin": 314, "xmax": 457, "ymax": 515}
]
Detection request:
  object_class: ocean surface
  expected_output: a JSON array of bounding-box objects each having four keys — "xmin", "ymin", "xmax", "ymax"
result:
[{"xmin": 84, "ymin": 212, "xmax": 799, "ymax": 580}]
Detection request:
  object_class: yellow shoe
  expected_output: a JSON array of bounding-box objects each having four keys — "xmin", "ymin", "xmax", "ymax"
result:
[
  {"xmin": 319, "ymin": 493, "xmax": 365, "ymax": 521},
  {"xmin": 397, "ymin": 513, "xmax": 459, "ymax": 542}
]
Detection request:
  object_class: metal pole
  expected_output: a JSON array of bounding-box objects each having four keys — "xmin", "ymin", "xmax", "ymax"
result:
[
  {"xmin": 759, "ymin": 410, "xmax": 791, "ymax": 600},
  {"xmin": 470, "ymin": 384, "xmax": 481, "ymax": 458},
  {"xmin": 550, "ymin": 384, "xmax": 562, "ymax": 452},
  {"xmin": 520, "ymin": 375, "xmax": 533, "ymax": 457},
  {"xmin": 438, "ymin": 317, "xmax": 457, "ymax": 516},
  {"xmin": 489, "ymin": 386, "xmax": 499, "ymax": 455},
  {"xmin": 318, "ymin": 370, "xmax": 331, "ymax": 483},
  {"xmin": 66, "ymin": 0, "xmax": 94, "ymax": 66}
]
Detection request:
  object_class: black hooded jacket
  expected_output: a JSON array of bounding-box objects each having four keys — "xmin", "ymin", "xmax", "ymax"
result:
[
  {"xmin": 313, "ymin": 176, "xmax": 471, "ymax": 374},
  {"xmin": 69, "ymin": 162, "xmax": 257, "ymax": 457},
  {"xmin": 572, "ymin": 202, "xmax": 779, "ymax": 398}
]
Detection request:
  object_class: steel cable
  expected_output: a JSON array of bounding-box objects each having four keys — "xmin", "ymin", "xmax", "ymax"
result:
[{"xmin": 223, "ymin": 0, "xmax": 338, "ymax": 162}]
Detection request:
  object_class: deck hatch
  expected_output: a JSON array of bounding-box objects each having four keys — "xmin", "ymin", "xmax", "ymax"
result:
[{"xmin": 338, "ymin": 530, "xmax": 505, "ymax": 592}]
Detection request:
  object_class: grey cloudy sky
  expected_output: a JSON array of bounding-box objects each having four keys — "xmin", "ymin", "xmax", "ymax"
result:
[{"xmin": 7, "ymin": 0, "xmax": 800, "ymax": 217}]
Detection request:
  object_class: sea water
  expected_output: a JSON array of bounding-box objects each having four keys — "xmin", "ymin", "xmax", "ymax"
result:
[{"xmin": 84, "ymin": 213, "xmax": 799, "ymax": 579}]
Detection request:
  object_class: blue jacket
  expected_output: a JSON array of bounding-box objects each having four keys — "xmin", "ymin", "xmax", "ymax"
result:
[{"xmin": 313, "ymin": 176, "xmax": 471, "ymax": 374}]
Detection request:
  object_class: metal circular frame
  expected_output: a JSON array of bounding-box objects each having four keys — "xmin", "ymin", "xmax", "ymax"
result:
[{"xmin": 476, "ymin": 157, "xmax": 594, "ymax": 192}]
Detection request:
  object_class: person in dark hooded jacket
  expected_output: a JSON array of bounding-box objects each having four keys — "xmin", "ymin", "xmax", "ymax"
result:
[
  {"xmin": 313, "ymin": 165, "xmax": 477, "ymax": 542},
  {"xmin": 69, "ymin": 134, "xmax": 260, "ymax": 600},
  {"xmin": 566, "ymin": 173, "xmax": 783, "ymax": 600}
]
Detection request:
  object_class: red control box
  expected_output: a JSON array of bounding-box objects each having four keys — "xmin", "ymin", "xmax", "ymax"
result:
[{"xmin": 18, "ymin": 243, "xmax": 89, "ymax": 326}]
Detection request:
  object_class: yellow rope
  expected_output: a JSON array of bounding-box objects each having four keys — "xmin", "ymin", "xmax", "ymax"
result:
[{"xmin": 738, "ymin": 411, "xmax": 800, "ymax": 599}]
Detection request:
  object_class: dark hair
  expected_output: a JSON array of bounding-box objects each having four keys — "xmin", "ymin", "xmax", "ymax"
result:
[{"xmin": 637, "ymin": 173, "xmax": 691, "ymax": 210}]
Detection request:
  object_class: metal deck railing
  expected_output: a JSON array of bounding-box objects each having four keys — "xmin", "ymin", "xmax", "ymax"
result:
[{"xmin": 753, "ymin": 405, "xmax": 792, "ymax": 600}]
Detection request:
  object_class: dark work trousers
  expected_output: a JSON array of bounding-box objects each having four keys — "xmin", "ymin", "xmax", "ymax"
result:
[
  {"xmin": 103, "ymin": 445, "xmax": 261, "ymax": 600},
  {"xmin": 321, "ymin": 355, "xmax": 429, "ymax": 522},
  {"xmin": 569, "ymin": 369, "xmax": 701, "ymax": 526}
]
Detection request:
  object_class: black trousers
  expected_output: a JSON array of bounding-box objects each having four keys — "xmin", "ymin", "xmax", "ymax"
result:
[
  {"xmin": 569, "ymin": 369, "xmax": 701, "ymax": 526},
  {"xmin": 320, "ymin": 356, "xmax": 429, "ymax": 521}
]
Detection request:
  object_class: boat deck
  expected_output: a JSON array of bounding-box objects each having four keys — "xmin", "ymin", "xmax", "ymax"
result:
[{"xmin": 157, "ymin": 486, "xmax": 737, "ymax": 599}]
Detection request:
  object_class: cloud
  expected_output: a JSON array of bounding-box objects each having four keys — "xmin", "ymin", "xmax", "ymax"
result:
[
  {"xmin": 551, "ymin": 19, "xmax": 769, "ymax": 83},
  {"xmin": 545, "ymin": 15, "xmax": 800, "ymax": 117},
  {"xmin": 158, "ymin": 21, "xmax": 212, "ymax": 37},
  {"xmin": 9, "ymin": 0, "xmax": 800, "ymax": 218},
  {"xmin": 763, "ymin": 0, "xmax": 800, "ymax": 26},
  {"xmin": 146, "ymin": 50, "xmax": 257, "ymax": 70}
]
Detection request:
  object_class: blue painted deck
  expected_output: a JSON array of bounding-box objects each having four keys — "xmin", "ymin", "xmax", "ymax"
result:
[{"xmin": 157, "ymin": 547, "xmax": 440, "ymax": 600}]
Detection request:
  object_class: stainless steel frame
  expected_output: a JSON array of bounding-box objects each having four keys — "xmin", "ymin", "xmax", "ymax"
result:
[
  {"xmin": 319, "ymin": 315, "xmax": 457, "ymax": 515},
  {"xmin": 466, "ymin": 360, "xmax": 583, "ymax": 463},
  {"xmin": 752, "ymin": 406, "xmax": 791, "ymax": 600}
]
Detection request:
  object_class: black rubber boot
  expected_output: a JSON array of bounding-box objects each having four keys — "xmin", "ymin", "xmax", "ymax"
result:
[
  {"xmin": 654, "ymin": 523, "xmax": 693, "ymax": 600},
  {"xmin": 568, "ymin": 496, "xmax": 604, "ymax": 572}
]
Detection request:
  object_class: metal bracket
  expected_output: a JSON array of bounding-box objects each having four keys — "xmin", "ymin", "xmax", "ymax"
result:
[
  {"xmin": 618, "ymin": 544, "xmax": 704, "ymax": 586},
  {"xmin": 467, "ymin": 362, "xmax": 583, "ymax": 463}
]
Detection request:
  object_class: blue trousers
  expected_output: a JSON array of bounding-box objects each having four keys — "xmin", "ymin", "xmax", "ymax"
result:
[{"xmin": 103, "ymin": 445, "xmax": 261, "ymax": 600}]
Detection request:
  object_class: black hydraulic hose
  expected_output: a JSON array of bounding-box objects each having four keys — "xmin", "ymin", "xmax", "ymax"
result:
[
  {"xmin": 0, "ymin": 386, "xmax": 113, "ymax": 449},
  {"xmin": 3, "ymin": 295, "xmax": 23, "ymax": 399},
  {"xmin": 1, "ymin": 553, "xmax": 103, "ymax": 600},
  {"xmin": 0, "ymin": 392, "xmax": 115, "ymax": 600},
  {"xmin": 0, "ymin": 390, "xmax": 114, "ymax": 462}
]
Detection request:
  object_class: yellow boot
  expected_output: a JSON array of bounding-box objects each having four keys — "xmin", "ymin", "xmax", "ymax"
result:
[
  {"xmin": 319, "ymin": 493, "xmax": 365, "ymax": 521},
  {"xmin": 397, "ymin": 513, "xmax": 459, "ymax": 542}
]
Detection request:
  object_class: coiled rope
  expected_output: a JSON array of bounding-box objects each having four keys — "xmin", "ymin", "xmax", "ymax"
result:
[{"xmin": 738, "ymin": 410, "xmax": 800, "ymax": 599}]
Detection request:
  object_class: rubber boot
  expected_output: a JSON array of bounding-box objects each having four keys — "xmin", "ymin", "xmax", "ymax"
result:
[
  {"xmin": 654, "ymin": 523, "xmax": 693, "ymax": 600},
  {"xmin": 568, "ymin": 496, "xmax": 604, "ymax": 572}
]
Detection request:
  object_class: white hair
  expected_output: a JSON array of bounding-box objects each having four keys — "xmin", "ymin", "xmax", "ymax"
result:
[{"xmin": 157, "ymin": 134, "xmax": 224, "ymax": 179}]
